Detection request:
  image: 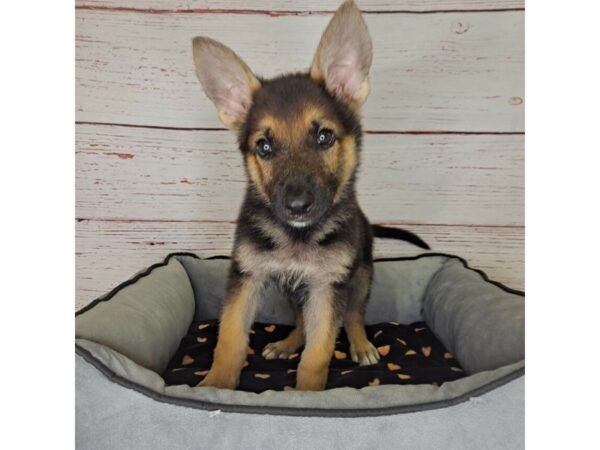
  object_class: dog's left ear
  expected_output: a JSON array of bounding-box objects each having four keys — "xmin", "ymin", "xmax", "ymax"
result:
[{"xmin": 310, "ymin": 0, "xmax": 373, "ymax": 109}]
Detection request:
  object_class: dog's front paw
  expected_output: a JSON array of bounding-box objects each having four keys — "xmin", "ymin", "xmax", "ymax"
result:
[
  {"xmin": 262, "ymin": 339, "xmax": 301, "ymax": 360},
  {"xmin": 198, "ymin": 369, "xmax": 239, "ymax": 390},
  {"xmin": 350, "ymin": 340, "xmax": 380, "ymax": 366}
]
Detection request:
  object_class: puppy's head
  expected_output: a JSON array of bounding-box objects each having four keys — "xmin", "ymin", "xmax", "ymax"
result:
[{"xmin": 192, "ymin": 1, "xmax": 372, "ymax": 229}]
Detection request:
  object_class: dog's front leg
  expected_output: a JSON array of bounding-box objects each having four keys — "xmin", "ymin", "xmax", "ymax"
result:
[
  {"xmin": 295, "ymin": 284, "xmax": 338, "ymax": 391},
  {"xmin": 201, "ymin": 274, "xmax": 260, "ymax": 390}
]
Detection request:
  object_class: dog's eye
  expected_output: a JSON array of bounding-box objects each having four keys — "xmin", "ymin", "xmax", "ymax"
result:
[
  {"xmin": 255, "ymin": 138, "xmax": 273, "ymax": 158},
  {"xmin": 316, "ymin": 128, "xmax": 336, "ymax": 148}
]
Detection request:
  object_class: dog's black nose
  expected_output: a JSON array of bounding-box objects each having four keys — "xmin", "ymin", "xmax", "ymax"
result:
[{"xmin": 284, "ymin": 183, "xmax": 314, "ymax": 215}]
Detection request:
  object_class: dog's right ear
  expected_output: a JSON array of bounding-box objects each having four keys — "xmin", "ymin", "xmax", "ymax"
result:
[{"xmin": 192, "ymin": 37, "xmax": 261, "ymax": 130}]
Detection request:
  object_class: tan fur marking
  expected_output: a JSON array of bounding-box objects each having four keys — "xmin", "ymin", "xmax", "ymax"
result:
[
  {"xmin": 262, "ymin": 311, "xmax": 305, "ymax": 359},
  {"xmin": 246, "ymin": 154, "xmax": 270, "ymax": 201},
  {"xmin": 278, "ymin": 318, "xmax": 305, "ymax": 350},
  {"xmin": 261, "ymin": 112, "xmax": 295, "ymax": 146},
  {"xmin": 301, "ymin": 105, "xmax": 341, "ymax": 136},
  {"xmin": 247, "ymin": 129, "xmax": 266, "ymax": 150},
  {"xmin": 247, "ymin": 74, "xmax": 261, "ymax": 94},
  {"xmin": 323, "ymin": 140, "xmax": 342, "ymax": 175},
  {"xmin": 296, "ymin": 342, "xmax": 335, "ymax": 390},
  {"xmin": 344, "ymin": 265, "xmax": 376, "ymax": 366},
  {"xmin": 200, "ymin": 279, "xmax": 258, "ymax": 389},
  {"xmin": 334, "ymin": 135, "xmax": 358, "ymax": 203},
  {"xmin": 301, "ymin": 104, "xmax": 323, "ymax": 129},
  {"xmin": 252, "ymin": 115, "xmax": 297, "ymax": 147},
  {"xmin": 310, "ymin": 58, "xmax": 324, "ymax": 84},
  {"xmin": 296, "ymin": 287, "xmax": 337, "ymax": 391},
  {"xmin": 345, "ymin": 310, "xmax": 370, "ymax": 350}
]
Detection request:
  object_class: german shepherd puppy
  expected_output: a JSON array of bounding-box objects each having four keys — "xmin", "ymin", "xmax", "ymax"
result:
[{"xmin": 192, "ymin": 1, "xmax": 420, "ymax": 391}]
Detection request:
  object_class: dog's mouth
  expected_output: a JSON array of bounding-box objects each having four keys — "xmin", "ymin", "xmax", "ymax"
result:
[
  {"xmin": 288, "ymin": 221, "xmax": 312, "ymax": 228},
  {"xmin": 286, "ymin": 216, "xmax": 315, "ymax": 229},
  {"xmin": 275, "ymin": 200, "xmax": 329, "ymax": 230}
]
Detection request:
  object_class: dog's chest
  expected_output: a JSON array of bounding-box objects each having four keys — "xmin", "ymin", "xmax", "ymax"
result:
[{"xmin": 238, "ymin": 241, "xmax": 354, "ymax": 287}]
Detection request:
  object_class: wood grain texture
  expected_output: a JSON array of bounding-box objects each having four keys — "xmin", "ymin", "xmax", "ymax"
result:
[
  {"xmin": 74, "ymin": 4, "xmax": 525, "ymax": 310},
  {"xmin": 75, "ymin": 0, "xmax": 524, "ymax": 12},
  {"xmin": 76, "ymin": 124, "xmax": 523, "ymax": 225},
  {"xmin": 75, "ymin": 219, "xmax": 523, "ymax": 309},
  {"xmin": 75, "ymin": 10, "xmax": 524, "ymax": 131}
]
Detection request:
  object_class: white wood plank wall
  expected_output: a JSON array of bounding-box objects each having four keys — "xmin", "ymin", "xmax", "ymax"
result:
[{"xmin": 75, "ymin": 0, "xmax": 524, "ymax": 309}]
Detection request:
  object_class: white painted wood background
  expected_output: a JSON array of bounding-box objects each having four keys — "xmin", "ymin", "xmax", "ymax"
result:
[{"xmin": 75, "ymin": 0, "xmax": 524, "ymax": 309}]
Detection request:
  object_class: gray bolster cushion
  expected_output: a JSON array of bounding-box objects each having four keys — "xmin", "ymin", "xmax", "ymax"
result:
[
  {"xmin": 75, "ymin": 258, "xmax": 195, "ymax": 373},
  {"xmin": 423, "ymin": 259, "xmax": 525, "ymax": 374}
]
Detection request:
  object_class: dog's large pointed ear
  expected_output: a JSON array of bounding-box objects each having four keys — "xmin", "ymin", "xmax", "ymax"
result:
[
  {"xmin": 192, "ymin": 37, "xmax": 261, "ymax": 130},
  {"xmin": 310, "ymin": 1, "xmax": 373, "ymax": 109}
]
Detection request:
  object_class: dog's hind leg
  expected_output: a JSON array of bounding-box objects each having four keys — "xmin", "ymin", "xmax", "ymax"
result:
[
  {"xmin": 262, "ymin": 302, "xmax": 305, "ymax": 359},
  {"xmin": 344, "ymin": 264, "xmax": 380, "ymax": 366}
]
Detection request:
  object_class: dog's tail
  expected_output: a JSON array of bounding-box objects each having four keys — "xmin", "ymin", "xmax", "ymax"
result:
[{"xmin": 371, "ymin": 225, "xmax": 430, "ymax": 250}]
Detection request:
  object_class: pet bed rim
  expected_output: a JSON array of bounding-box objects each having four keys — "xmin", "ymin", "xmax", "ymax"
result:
[
  {"xmin": 76, "ymin": 251, "xmax": 524, "ymax": 318},
  {"xmin": 75, "ymin": 250, "xmax": 524, "ymax": 417},
  {"xmin": 75, "ymin": 344, "xmax": 524, "ymax": 418}
]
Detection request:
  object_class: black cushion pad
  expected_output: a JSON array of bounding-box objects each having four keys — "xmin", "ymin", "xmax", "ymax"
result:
[{"xmin": 163, "ymin": 320, "xmax": 465, "ymax": 393}]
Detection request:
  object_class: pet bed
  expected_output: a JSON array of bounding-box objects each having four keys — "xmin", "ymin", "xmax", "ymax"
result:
[{"xmin": 76, "ymin": 251, "xmax": 524, "ymax": 449}]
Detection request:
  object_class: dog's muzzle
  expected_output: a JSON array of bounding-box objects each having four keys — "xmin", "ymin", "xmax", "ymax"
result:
[{"xmin": 275, "ymin": 176, "xmax": 330, "ymax": 228}]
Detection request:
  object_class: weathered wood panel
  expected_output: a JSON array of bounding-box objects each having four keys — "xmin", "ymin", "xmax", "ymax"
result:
[
  {"xmin": 75, "ymin": 219, "xmax": 523, "ymax": 309},
  {"xmin": 74, "ymin": 3, "xmax": 525, "ymax": 311},
  {"xmin": 76, "ymin": 10, "xmax": 524, "ymax": 131},
  {"xmin": 76, "ymin": 0, "xmax": 524, "ymax": 12},
  {"xmin": 76, "ymin": 124, "xmax": 523, "ymax": 225}
]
